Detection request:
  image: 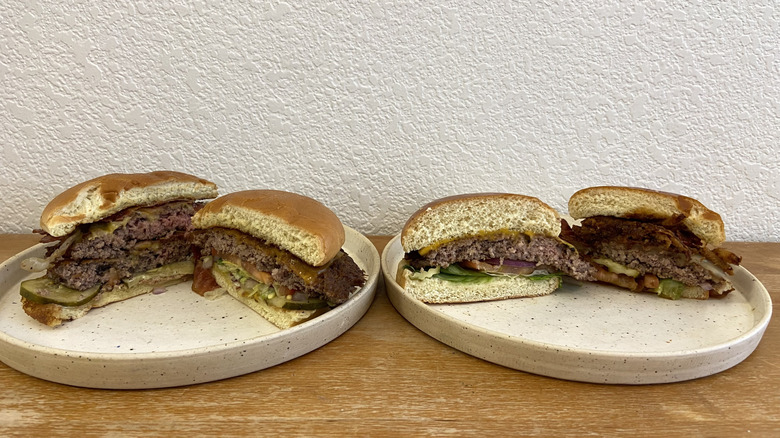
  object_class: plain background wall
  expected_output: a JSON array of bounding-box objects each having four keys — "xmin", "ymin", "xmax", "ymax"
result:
[{"xmin": 1, "ymin": 1, "xmax": 778, "ymax": 241}]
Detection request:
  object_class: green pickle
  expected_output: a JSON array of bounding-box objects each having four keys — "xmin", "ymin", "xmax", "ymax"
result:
[
  {"xmin": 263, "ymin": 292, "xmax": 329, "ymax": 310},
  {"xmin": 122, "ymin": 261, "xmax": 194, "ymax": 289},
  {"xmin": 281, "ymin": 298, "xmax": 329, "ymax": 311},
  {"xmin": 218, "ymin": 259, "xmax": 331, "ymax": 311},
  {"xmin": 20, "ymin": 278, "xmax": 100, "ymax": 306},
  {"xmin": 19, "ymin": 261, "xmax": 194, "ymax": 307},
  {"xmin": 654, "ymin": 279, "xmax": 685, "ymax": 300}
]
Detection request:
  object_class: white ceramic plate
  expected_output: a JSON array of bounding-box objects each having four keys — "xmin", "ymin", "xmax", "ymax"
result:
[
  {"xmin": 0, "ymin": 226, "xmax": 379, "ymax": 389},
  {"xmin": 382, "ymin": 234, "xmax": 772, "ymax": 384}
]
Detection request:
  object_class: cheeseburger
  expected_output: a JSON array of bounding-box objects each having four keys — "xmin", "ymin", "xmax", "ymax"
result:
[
  {"xmin": 561, "ymin": 186, "xmax": 742, "ymax": 299},
  {"xmin": 188, "ymin": 190, "xmax": 366, "ymax": 328},
  {"xmin": 20, "ymin": 171, "xmax": 219, "ymax": 326},
  {"xmin": 399, "ymin": 193, "xmax": 597, "ymax": 303}
]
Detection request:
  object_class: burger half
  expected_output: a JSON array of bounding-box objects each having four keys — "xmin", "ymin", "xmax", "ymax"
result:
[
  {"xmin": 188, "ymin": 190, "xmax": 366, "ymax": 329},
  {"xmin": 20, "ymin": 171, "xmax": 219, "ymax": 326},
  {"xmin": 398, "ymin": 193, "xmax": 597, "ymax": 303},
  {"xmin": 561, "ymin": 186, "xmax": 742, "ymax": 299}
]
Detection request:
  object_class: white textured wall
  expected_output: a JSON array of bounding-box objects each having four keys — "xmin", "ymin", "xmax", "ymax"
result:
[{"xmin": 1, "ymin": 2, "xmax": 778, "ymax": 241}]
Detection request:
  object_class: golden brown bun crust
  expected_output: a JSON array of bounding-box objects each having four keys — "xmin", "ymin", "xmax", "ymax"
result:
[
  {"xmin": 41, "ymin": 171, "xmax": 218, "ymax": 237},
  {"xmin": 192, "ymin": 190, "xmax": 345, "ymax": 267},
  {"xmin": 568, "ymin": 186, "xmax": 726, "ymax": 245},
  {"xmin": 401, "ymin": 193, "xmax": 561, "ymax": 253}
]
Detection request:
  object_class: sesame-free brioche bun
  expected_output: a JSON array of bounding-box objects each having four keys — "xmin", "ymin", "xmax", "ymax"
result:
[
  {"xmin": 192, "ymin": 190, "xmax": 345, "ymax": 267},
  {"xmin": 401, "ymin": 193, "xmax": 562, "ymax": 253},
  {"xmin": 568, "ymin": 186, "xmax": 726, "ymax": 246},
  {"xmin": 41, "ymin": 171, "xmax": 218, "ymax": 237}
]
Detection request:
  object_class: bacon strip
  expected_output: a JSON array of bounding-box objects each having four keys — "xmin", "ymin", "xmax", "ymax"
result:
[
  {"xmin": 593, "ymin": 264, "xmax": 639, "ymax": 291},
  {"xmin": 702, "ymin": 246, "xmax": 741, "ymax": 275},
  {"xmin": 33, "ymin": 229, "xmax": 64, "ymax": 244}
]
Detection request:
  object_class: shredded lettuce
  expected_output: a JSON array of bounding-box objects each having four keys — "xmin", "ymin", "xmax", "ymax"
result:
[
  {"xmin": 404, "ymin": 264, "xmax": 441, "ymax": 280},
  {"xmin": 405, "ymin": 264, "xmax": 562, "ymax": 284},
  {"xmin": 215, "ymin": 259, "xmax": 273, "ymax": 300},
  {"xmin": 524, "ymin": 272, "xmax": 564, "ymax": 282}
]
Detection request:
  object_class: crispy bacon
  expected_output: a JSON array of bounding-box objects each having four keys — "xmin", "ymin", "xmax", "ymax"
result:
[
  {"xmin": 33, "ymin": 229, "xmax": 64, "ymax": 244},
  {"xmin": 641, "ymin": 273, "xmax": 660, "ymax": 289},
  {"xmin": 563, "ymin": 216, "xmax": 741, "ymax": 296},
  {"xmin": 593, "ymin": 264, "xmax": 639, "ymax": 291},
  {"xmin": 574, "ymin": 217, "xmax": 695, "ymax": 256},
  {"xmin": 701, "ymin": 246, "xmax": 740, "ymax": 275},
  {"xmin": 714, "ymin": 247, "xmax": 742, "ymax": 266}
]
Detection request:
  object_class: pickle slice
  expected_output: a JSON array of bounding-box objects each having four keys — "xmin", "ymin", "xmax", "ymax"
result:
[
  {"xmin": 281, "ymin": 299, "xmax": 329, "ymax": 311},
  {"xmin": 263, "ymin": 292, "xmax": 329, "ymax": 310},
  {"xmin": 20, "ymin": 277, "xmax": 100, "ymax": 306},
  {"xmin": 653, "ymin": 278, "xmax": 685, "ymax": 300}
]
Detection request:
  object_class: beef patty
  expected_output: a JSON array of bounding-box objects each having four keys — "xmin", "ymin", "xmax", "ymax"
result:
[
  {"xmin": 188, "ymin": 227, "xmax": 365, "ymax": 304},
  {"xmin": 65, "ymin": 201, "xmax": 200, "ymax": 260},
  {"xmin": 47, "ymin": 237, "xmax": 192, "ymax": 290},
  {"xmin": 404, "ymin": 232, "xmax": 598, "ymax": 281},
  {"xmin": 40, "ymin": 201, "xmax": 202, "ymax": 291},
  {"xmin": 561, "ymin": 216, "xmax": 738, "ymax": 291}
]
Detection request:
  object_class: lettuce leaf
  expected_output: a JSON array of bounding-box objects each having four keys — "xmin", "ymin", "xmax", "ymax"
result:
[
  {"xmin": 435, "ymin": 264, "xmax": 495, "ymax": 284},
  {"xmin": 405, "ymin": 264, "xmax": 562, "ymax": 284},
  {"xmin": 404, "ymin": 264, "xmax": 441, "ymax": 281}
]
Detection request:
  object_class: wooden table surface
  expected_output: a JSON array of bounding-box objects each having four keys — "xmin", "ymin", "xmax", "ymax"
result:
[{"xmin": 0, "ymin": 234, "xmax": 777, "ymax": 437}]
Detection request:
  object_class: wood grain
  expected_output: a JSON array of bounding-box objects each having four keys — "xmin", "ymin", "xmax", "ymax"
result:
[{"xmin": 0, "ymin": 236, "xmax": 777, "ymax": 437}]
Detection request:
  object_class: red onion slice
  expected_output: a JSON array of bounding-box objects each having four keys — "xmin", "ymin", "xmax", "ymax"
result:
[
  {"xmin": 291, "ymin": 291, "xmax": 308, "ymax": 302},
  {"xmin": 462, "ymin": 259, "xmax": 537, "ymax": 275},
  {"xmin": 497, "ymin": 259, "xmax": 535, "ymax": 268}
]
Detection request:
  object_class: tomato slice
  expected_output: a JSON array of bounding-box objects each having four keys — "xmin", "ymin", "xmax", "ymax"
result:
[
  {"xmin": 241, "ymin": 261, "xmax": 273, "ymax": 285},
  {"xmin": 192, "ymin": 257, "xmax": 220, "ymax": 295},
  {"xmin": 215, "ymin": 252, "xmax": 274, "ymax": 285}
]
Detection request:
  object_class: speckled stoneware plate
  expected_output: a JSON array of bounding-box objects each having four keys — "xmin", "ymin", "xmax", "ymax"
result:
[
  {"xmin": 382, "ymin": 234, "xmax": 771, "ymax": 384},
  {"xmin": 0, "ymin": 226, "xmax": 379, "ymax": 389}
]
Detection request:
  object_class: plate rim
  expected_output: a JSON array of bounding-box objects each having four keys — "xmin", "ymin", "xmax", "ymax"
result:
[
  {"xmin": 0, "ymin": 226, "xmax": 380, "ymax": 387},
  {"xmin": 381, "ymin": 233, "xmax": 772, "ymax": 383}
]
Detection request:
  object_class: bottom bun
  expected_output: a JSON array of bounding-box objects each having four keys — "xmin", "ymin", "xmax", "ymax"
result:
[
  {"xmin": 679, "ymin": 287, "xmax": 710, "ymax": 300},
  {"xmin": 655, "ymin": 283, "xmax": 711, "ymax": 300},
  {"xmin": 399, "ymin": 269, "xmax": 561, "ymax": 304},
  {"xmin": 211, "ymin": 265, "xmax": 321, "ymax": 329},
  {"xmin": 22, "ymin": 264, "xmax": 194, "ymax": 327}
]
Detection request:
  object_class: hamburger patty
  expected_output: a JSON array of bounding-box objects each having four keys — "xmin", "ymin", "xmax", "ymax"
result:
[
  {"xmin": 188, "ymin": 228, "xmax": 365, "ymax": 303},
  {"xmin": 561, "ymin": 216, "xmax": 735, "ymax": 290},
  {"xmin": 47, "ymin": 237, "xmax": 193, "ymax": 290},
  {"xmin": 65, "ymin": 201, "xmax": 202, "ymax": 260},
  {"xmin": 40, "ymin": 201, "xmax": 203, "ymax": 291},
  {"xmin": 405, "ymin": 232, "xmax": 598, "ymax": 281}
]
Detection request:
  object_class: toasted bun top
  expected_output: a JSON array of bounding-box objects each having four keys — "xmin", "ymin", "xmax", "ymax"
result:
[
  {"xmin": 192, "ymin": 190, "xmax": 345, "ymax": 267},
  {"xmin": 568, "ymin": 186, "xmax": 726, "ymax": 245},
  {"xmin": 41, "ymin": 171, "xmax": 218, "ymax": 237},
  {"xmin": 401, "ymin": 193, "xmax": 561, "ymax": 253}
]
